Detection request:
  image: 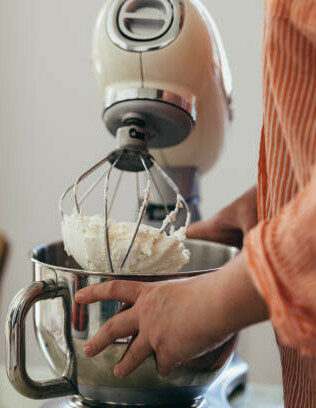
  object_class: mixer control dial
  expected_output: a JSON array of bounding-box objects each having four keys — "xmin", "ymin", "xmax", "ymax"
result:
[
  {"xmin": 107, "ymin": 0, "xmax": 184, "ymax": 52},
  {"xmin": 118, "ymin": 0, "xmax": 173, "ymax": 41}
]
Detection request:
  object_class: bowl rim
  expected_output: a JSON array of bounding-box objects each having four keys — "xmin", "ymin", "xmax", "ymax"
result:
[{"xmin": 30, "ymin": 239, "xmax": 239, "ymax": 279}]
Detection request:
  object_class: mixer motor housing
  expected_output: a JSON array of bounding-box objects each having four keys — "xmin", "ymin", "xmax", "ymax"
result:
[{"xmin": 92, "ymin": 0, "xmax": 233, "ymax": 175}]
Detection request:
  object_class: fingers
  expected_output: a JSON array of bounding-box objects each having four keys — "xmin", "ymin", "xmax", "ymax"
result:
[
  {"xmin": 114, "ymin": 339, "xmax": 175, "ymax": 379},
  {"xmin": 154, "ymin": 344, "xmax": 176, "ymax": 377},
  {"xmin": 186, "ymin": 220, "xmax": 211, "ymax": 239},
  {"xmin": 114, "ymin": 336, "xmax": 152, "ymax": 379},
  {"xmin": 187, "ymin": 218, "xmax": 243, "ymax": 247},
  {"xmin": 239, "ymin": 206, "xmax": 258, "ymax": 234},
  {"xmin": 187, "ymin": 219, "xmax": 231, "ymax": 243},
  {"xmin": 83, "ymin": 308, "xmax": 138, "ymax": 357},
  {"xmin": 75, "ymin": 279, "xmax": 143, "ymax": 305}
]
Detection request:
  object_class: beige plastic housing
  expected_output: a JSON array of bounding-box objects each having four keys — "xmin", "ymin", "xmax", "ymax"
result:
[{"xmin": 91, "ymin": 0, "xmax": 232, "ymax": 174}]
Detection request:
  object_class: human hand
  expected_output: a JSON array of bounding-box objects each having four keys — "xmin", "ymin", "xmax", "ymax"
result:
[
  {"xmin": 75, "ymin": 250, "xmax": 268, "ymax": 379},
  {"xmin": 187, "ymin": 185, "xmax": 258, "ymax": 248}
]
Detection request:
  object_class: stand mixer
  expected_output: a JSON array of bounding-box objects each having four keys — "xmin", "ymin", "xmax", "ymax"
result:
[{"xmin": 6, "ymin": 0, "xmax": 248, "ymax": 407}]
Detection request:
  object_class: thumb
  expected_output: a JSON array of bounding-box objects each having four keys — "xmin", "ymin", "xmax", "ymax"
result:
[
  {"xmin": 187, "ymin": 220, "xmax": 212, "ymax": 240},
  {"xmin": 187, "ymin": 218, "xmax": 243, "ymax": 247}
]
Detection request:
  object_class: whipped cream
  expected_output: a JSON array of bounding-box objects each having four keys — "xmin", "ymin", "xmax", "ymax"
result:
[{"xmin": 62, "ymin": 214, "xmax": 190, "ymax": 274}]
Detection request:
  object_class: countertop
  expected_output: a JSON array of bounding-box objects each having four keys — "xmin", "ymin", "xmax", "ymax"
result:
[{"xmin": 0, "ymin": 365, "xmax": 284, "ymax": 408}]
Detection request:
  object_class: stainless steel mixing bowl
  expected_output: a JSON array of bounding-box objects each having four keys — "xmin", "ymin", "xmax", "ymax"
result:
[{"xmin": 6, "ymin": 239, "xmax": 238, "ymax": 407}]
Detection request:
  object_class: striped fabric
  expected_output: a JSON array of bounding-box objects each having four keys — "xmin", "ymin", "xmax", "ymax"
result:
[{"xmin": 245, "ymin": 0, "xmax": 316, "ymax": 406}]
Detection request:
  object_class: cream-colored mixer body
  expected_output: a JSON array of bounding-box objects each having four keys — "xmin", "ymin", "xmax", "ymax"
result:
[{"xmin": 92, "ymin": 0, "xmax": 232, "ymax": 174}]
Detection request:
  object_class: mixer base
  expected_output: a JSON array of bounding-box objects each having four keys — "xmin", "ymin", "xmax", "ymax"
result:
[
  {"xmin": 40, "ymin": 397, "xmax": 201, "ymax": 408},
  {"xmin": 40, "ymin": 391, "xmax": 204, "ymax": 408},
  {"xmin": 40, "ymin": 355, "xmax": 247, "ymax": 408}
]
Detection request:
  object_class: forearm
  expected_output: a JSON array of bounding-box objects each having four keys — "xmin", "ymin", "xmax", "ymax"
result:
[
  {"xmin": 194, "ymin": 250, "xmax": 268, "ymax": 342},
  {"xmin": 216, "ymin": 250, "xmax": 268, "ymax": 331}
]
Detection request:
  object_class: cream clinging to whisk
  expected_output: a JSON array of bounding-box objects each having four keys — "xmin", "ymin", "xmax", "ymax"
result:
[{"xmin": 62, "ymin": 215, "xmax": 190, "ymax": 275}]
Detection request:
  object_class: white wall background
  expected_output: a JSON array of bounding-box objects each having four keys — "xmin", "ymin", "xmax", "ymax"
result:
[{"xmin": 0, "ymin": 0, "xmax": 282, "ymax": 385}]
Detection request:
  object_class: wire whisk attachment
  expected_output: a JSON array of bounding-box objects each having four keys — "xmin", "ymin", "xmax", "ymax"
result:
[{"xmin": 60, "ymin": 123, "xmax": 191, "ymax": 275}]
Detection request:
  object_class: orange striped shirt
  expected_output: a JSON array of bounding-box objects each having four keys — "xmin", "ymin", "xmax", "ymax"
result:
[{"xmin": 245, "ymin": 0, "xmax": 316, "ymax": 406}]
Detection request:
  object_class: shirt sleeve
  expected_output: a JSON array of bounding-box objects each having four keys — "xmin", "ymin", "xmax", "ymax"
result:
[
  {"xmin": 266, "ymin": 0, "xmax": 316, "ymax": 45},
  {"xmin": 289, "ymin": 0, "xmax": 316, "ymax": 45},
  {"xmin": 245, "ymin": 166, "xmax": 316, "ymax": 356}
]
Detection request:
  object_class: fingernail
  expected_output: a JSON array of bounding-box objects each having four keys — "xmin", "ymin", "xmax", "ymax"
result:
[
  {"xmin": 75, "ymin": 292, "xmax": 85, "ymax": 302},
  {"xmin": 83, "ymin": 344, "xmax": 93, "ymax": 357},
  {"xmin": 158, "ymin": 367, "xmax": 170, "ymax": 378}
]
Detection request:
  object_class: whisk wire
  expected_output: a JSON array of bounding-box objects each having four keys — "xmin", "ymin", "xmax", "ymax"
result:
[
  {"xmin": 108, "ymin": 170, "xmax": 124, "ymax": 216},
  {"xmin": 104, "ymin": 154, "xmax": 122, "ymax": 274},
  {"xmin": 149, "ymin": 168, "xmax": 171, "ymax": 219},
  {"xmin": 73, "ymin": 154, "xmax": 114, "ymax": 215},
  {"xmin": 154, "ymin": 162, "xmax": 191, "ymax": 233},
  {"xmin": 120, "ymin": 154, "xmax": 151, "ymax": 271},
  {"xmin": 59, "ymin": 153, "xmax": 113, "ymax": 219},
  {"xmin": 59, "ymin": 185, "xmax": 75, "ymax": 219},
  {"xmin": 79, "ymin": 170, "xmax": 108, "ymax": 208},
  {"xmin": 136, "ymin": 173, "xmax": 141, "ymax": 211}
]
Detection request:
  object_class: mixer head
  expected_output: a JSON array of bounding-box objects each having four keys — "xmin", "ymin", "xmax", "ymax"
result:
[{"xmin": 92, "ymin": 0, "xmax": 233, "ymax": 174}]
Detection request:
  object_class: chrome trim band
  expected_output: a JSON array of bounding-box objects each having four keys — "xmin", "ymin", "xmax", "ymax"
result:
[{"xmin": 104, "ymin": 88, "xmax": 197, "ymax": 120}]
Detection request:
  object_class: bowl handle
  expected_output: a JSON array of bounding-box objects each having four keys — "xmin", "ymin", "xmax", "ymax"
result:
[{"xmin": 5, "ymin": 279, "xmax": 77, "ymax": 399}]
